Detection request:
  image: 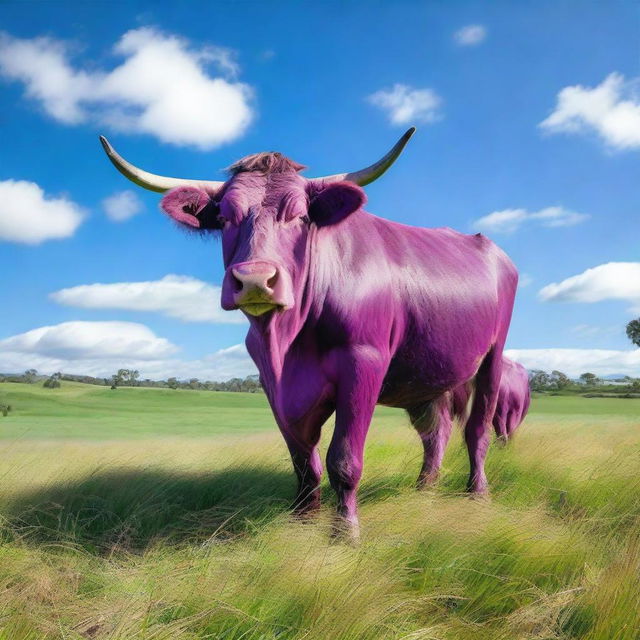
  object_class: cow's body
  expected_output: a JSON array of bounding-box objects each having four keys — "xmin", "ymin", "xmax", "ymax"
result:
[
  {"xmin": 241, "ymin": 204, "xmax": 517, "ymax": 532},
  {"xmin": 100, "ymin": 133, "xmax": 518, "ymax": 538}
]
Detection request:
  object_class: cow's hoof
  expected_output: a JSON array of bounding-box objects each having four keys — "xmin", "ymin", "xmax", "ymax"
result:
[
  {"xmin": 495, "ymin": 434, "xmax": 509, "ymax": 447},
  {"xmin": 416, "ymin": 471, "xmax": 439, "ymax": 490},
  {"xmin": 466, "ymin": 487, "xmax": 491, "ymax": 502},
  {"xmin": 291, "ymin": 495, "xmax": 321, "ymax": 518},
  {"xmin": 330, "ymin": 517, "xmax": 360, "ymax": 545}
]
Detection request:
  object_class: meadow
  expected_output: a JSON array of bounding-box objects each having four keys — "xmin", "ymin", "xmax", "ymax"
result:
[{"xmin": 0, "ymin": 382, "xmax": 638, "ymax": 640}]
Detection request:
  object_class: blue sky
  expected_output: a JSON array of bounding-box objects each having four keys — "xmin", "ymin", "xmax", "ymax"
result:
[{"xmin": 1, "ymin": 0, "xmax": 639, "ymax": 380}]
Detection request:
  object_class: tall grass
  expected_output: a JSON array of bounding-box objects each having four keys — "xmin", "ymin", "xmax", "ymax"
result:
[{"xmin": 0, "ymin": 385, "xmax": 638, "ymax": 639}]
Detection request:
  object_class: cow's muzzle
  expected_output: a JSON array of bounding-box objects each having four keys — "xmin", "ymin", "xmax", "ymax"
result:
[{"xmin": 221, "ymin": 261, "xmax": 293, "ymax": 316}]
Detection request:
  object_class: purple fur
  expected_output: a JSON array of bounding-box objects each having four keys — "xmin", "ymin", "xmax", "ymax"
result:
[
  {"xmin": 451, "ymin": 356, "xmax": 531, "ymax": 442},
  {"xmin": 160, "ymin": 155, "xmax": 518, "ymax": 535},
  {"xmin": 492, "ymin": 358, "xmax": 531, "ymax": 441}
]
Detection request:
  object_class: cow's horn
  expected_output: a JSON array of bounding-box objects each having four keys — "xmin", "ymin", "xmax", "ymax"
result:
[
  {"xmin": 317, "ymin": 127, "xmax": 416, "ymax": 186},
  {"xmin": 99, "ymin": 136, "xmax": 224, "ymax": 193}
]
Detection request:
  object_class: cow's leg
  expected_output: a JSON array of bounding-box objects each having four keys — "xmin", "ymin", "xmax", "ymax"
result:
[
  {"xmin": 464, "ymin": 347, "xmax": 503, "ymax": 494},
  {"xmin": 280, "ymin": 402, "xmax": 334, "ymax": 515},
  {"xmin": 326, "ymin": 348, "xmax": 387, "ymax": 541},
  {"xmin": 492, "ymin": 404, "xmax": 508, "ymax": 445},
  {"xmin": 408, "ymin": 394, "xmax": 454, "ymax": 488}
]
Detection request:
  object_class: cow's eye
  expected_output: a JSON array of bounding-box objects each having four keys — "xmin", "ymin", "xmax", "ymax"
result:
[{"xmin": 300, "ymin": 214, "xmax": 310, "ymax": 225}]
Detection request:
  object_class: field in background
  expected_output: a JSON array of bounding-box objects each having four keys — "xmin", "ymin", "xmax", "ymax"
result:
[{"xmin": 0, "ymin": 382, "xmax": 638, "ymax": 639}]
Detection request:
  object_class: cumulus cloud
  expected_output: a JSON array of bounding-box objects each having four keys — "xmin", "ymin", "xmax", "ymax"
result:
[
  {"xmin": 102, "ymin": 190, "xmax": 143, "ymax": 222},
  {"xmin": 473, "ymin": 206, "xmax": 589, "ymax": 234},
  {"xmin": 0, "ymin": 179, "xmax": 85, "ymax": 244},
  {"xmin": 539, "ymin": 262, "xmax": 640, "ymax": 312},
  {"xmin": 0, "ymin": 324, "xmax": 255, "ymax": 381},
  {"xmin": 505, "ymin": 347, "xmax": 640, "ymax": 378},
  {"xmin": 0, "ymin": 321, "xmax": 177, "ymax": 361},
  {"xmin": 368, "ymin": 84, "xmax": 442, "ymax": 126},
  {"xmin": 50, "ymin": 274, "xmax": 246, "ymax": 324},
  {"xmin": 453, "ymin": 25, "xmax": 487, "ymax": 46},
  {"xmin": 540, "ymin": 73, "xmax": 640, "ymax": 150},
  {"xmin": 0, "ymin": 28, "xmax": 253, "ymax": 150}
]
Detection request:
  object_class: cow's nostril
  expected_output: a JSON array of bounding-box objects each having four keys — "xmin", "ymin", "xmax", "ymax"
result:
[{"xmin": 266, "ymin": 272, "xmax": 278, "ymax": 289}]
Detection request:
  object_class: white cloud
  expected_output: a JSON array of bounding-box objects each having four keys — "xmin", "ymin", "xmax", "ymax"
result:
[
  {"xmin": 0, "ymin": 28, "xmax": 253, "ymax": 150},
  {"xmin": 368, "ymin": 84, "xmax": 442, "ymax": 126},
  {"xmin": 540, "ymin": 73, "xmax": 640, "ymax": 150},
  {"xmin": 50, "ymin": 274, "xmax": 246, "ymax": 324},
  {"xmin": 0, "ymin": 179, "xmax": 85, "ymax": 244},
  {"xmin": 453, "ymin": 25, "xmax": 487, "ymax": 46},
  {"xmin": 506, "ymin": 347, "xmax": 640, "ymax": 378},
  {"xmin": 0, "ymin": 321, "xmax": 177, "ymax": 361},
  {"xmin": 473, "ymin": 206, "xmax": 589, "ymax": 234},
  {"xmin": 539, "ymin": 262, "xmax": 640, "ymax": 312},
  {"xmin": 102, "ymin": 190, "xmax": 143, "ymax": 222},
  {"xmin": 0, "ymin": 327, "xmax": 256, "ymax": 381}
]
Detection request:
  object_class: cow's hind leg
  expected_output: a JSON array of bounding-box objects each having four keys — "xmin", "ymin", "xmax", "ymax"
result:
[
  {"xmin": 465, "ymin": 347, "xmax": 503, "ymax": 494},
  {"xmin": 408, "ymin": 394, "xmax": 453, "ymax": 488},
  {"xmin": 492, "ymin": 404, "xmax": 509, "ymax": 445}
]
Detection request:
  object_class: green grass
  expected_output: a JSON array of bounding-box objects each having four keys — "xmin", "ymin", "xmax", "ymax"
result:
[{"xmin": 0, "ymin": 382, "xmax": 638, "ymax": 639}]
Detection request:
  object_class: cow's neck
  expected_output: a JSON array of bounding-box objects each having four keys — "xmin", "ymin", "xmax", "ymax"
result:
[{"xmin": 246, "ymin": 226, "xmax": 320, "ymax": 408}]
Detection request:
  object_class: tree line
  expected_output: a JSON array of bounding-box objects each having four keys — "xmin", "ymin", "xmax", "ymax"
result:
[
  {"xmin": 529, "ymin": 369, "xmax": 640, "ymax": 394},
  {"xmin": 0, "ymin": 369, "xmax": 264, "ymax": 393}
]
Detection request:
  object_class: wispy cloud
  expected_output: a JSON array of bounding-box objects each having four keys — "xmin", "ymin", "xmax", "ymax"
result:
[
  {"xmin": 473, "ymin": 206, "xmax": 589, "ymax": 234},
  {"xmin": 50, "ymin": 275, "xmax": 246, "ymax": 324},
  {"xmin": 368, "ymin": 84, "xmax": 442, "ymax": 126},
  {"xmin": 539, "ymin": 262, "xmax": 640, "ymax": 312},
  {"xmin": 102, "ymin": 190, "xmax": 144, "ymax": 222},
  {"xmin": 453, "ymin": 24, "xmax": 487, "ymax": 47},
  {"xmin": 519, "ymin": 273, "xmax": 533, "ymax": 288},
  {"xmin": 540, "ymin": 72, "xmax": 640, "ymax": 151},
  {"xmin": 0, "ymin": 179, "xmax": 85, "ymax": 244},
  {"xmin": 0, "ymin": 28, "xmax": 254, "ymax": 150}
]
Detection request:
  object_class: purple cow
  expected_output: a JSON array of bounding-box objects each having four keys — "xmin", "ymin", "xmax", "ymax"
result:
[
  {"xmin": 100, "ymin": 129, "xmax": 518, "ymax": 539},
  {"xmin": 451, "ymin": 356, "xmax": 531, "ymax": 445}
]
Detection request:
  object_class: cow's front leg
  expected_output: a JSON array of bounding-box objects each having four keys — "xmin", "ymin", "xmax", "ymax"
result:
[
  {"xmin": 279, "ymin": 402, "xmax": 334, "ymax": 516},
  {"xmin": 326, "ymin": 347, "xmax": 388, "ymax": 541}
]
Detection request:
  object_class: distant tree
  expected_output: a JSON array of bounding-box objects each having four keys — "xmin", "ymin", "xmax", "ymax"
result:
[
  {"xmin": 43, "ymin": 372, "xmax": 61, "ymax": 389},
  {"xmin": 167, "ymin": 377, "xmax": 179, "ymax": 390},
  {"xmin": 111, "ymin": 369, "xmax": 127, "ymax": 389},
  {"xmin": 579, "ymin": 372, "xmax": 599, "ymax": 386},
  {"xmin": 529, "ymin": 370, "xmax": 551, "ymax": 392},
  {"xmin": 23, "ymin": 369, "xmax": 38, "ymax": 384},
  {"xmin": 550, "ymin": 370, "xmax": 571, "ymax": 390},
  {"xmin": 128, "ymin": 370, "xmax": 140, "ymax": 386},
  {"xmin": 626, "ymin": 318, "xmax": 640, "ymax": 347}
]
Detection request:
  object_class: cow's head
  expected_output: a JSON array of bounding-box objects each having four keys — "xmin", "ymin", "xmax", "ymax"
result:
[{"xmin": 99, "ymin": 129, "xmax": 415, "ymax": 318}]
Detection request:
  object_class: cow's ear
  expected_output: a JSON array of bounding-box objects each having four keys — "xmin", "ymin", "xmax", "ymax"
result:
[
  {"xmin": 308, "ymin": 181, "xmax": 366, "ymax": 228},
  {"xmin": 160, "ymin": 186, "xmax": 221, "ymax": 230}
]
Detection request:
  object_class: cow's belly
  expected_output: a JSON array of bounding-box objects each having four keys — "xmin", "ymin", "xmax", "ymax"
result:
[{"xmin": 378, "ymin": 343, "xmax": 487, "ymax": 409}]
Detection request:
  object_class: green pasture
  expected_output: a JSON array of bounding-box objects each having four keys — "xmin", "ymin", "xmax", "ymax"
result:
[{"xmin": 0, "ymin": 382, "xmax": 638, "ymax": 639}]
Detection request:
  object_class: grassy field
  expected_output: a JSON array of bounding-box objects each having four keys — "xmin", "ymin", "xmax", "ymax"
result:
[{"xmin": 0, "ymin": 382, "xmax": 638, "ymax": 640}]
